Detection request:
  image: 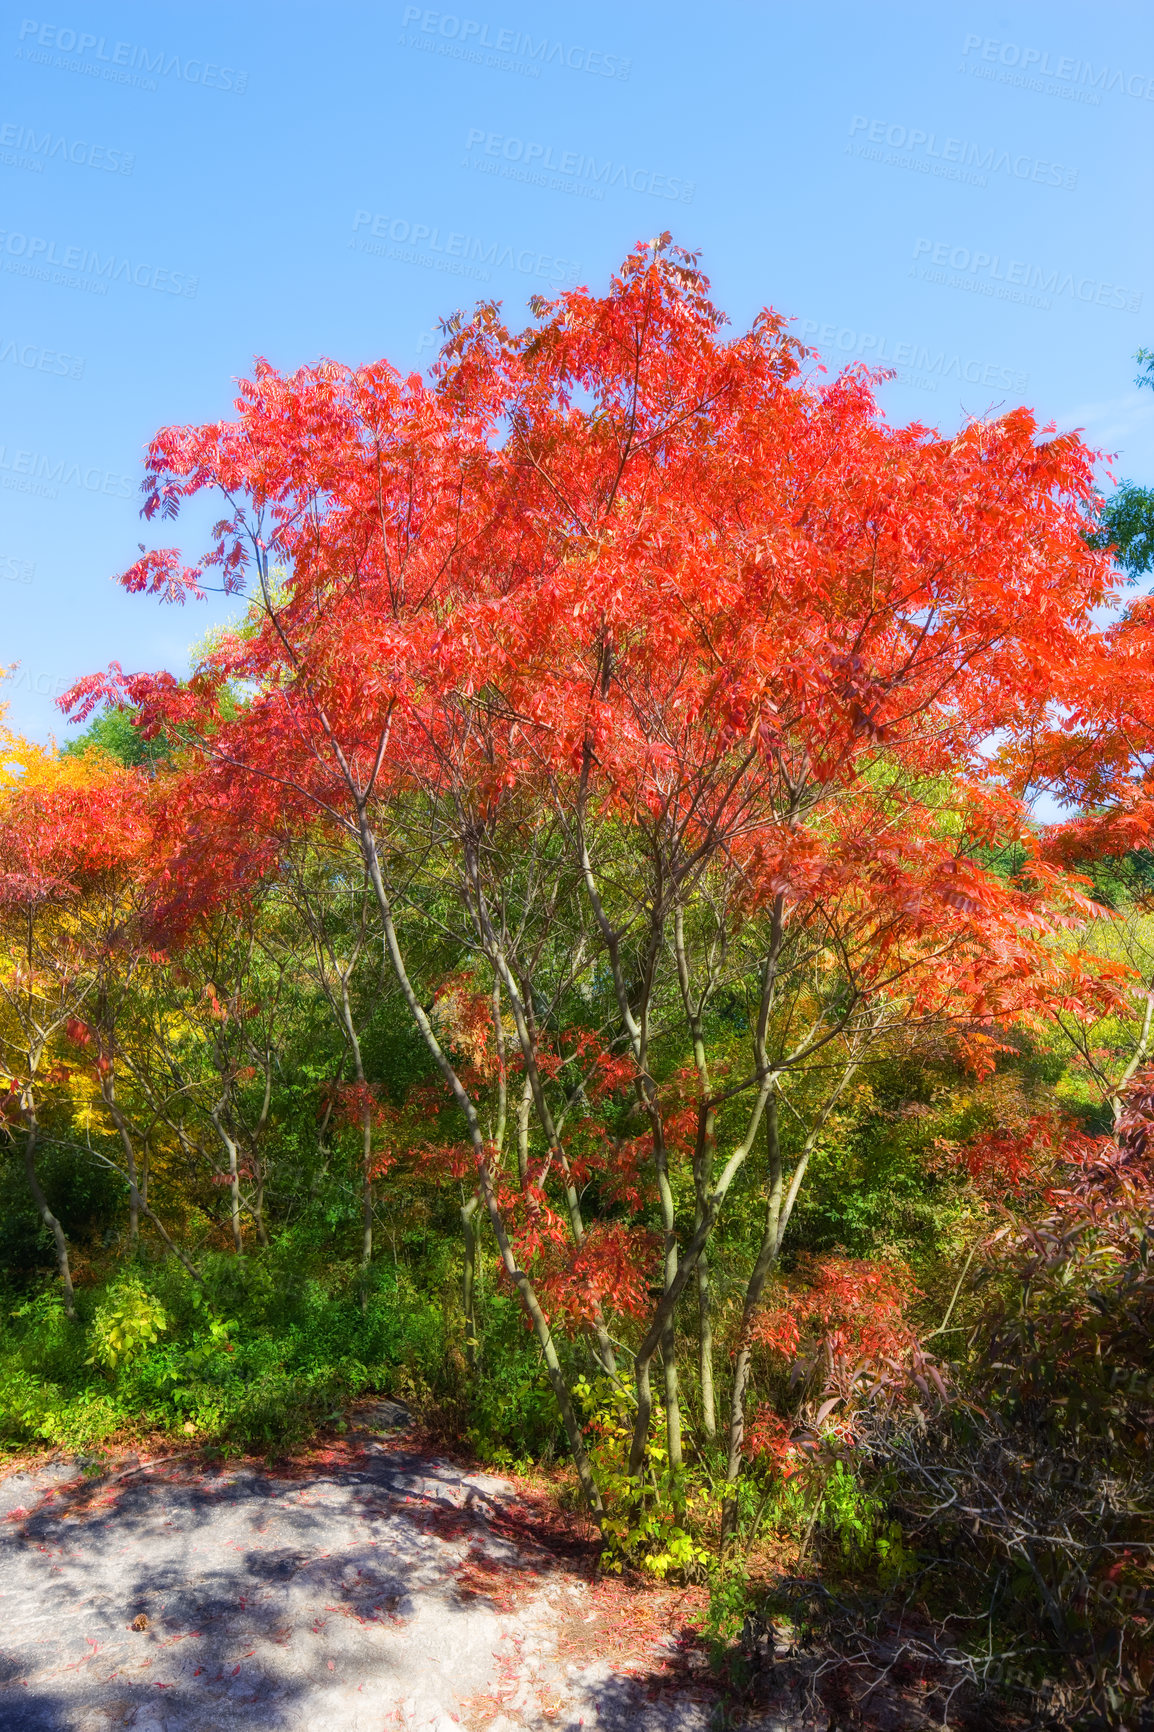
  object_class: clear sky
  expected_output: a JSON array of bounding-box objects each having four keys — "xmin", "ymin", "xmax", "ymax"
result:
[{"xmin": 3, "ymin": 0, "xmax": 1153, "ymax": 741}]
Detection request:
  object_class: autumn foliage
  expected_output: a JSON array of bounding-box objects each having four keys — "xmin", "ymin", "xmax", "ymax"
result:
[{"xmin": 3, "ymin": 248, "xmax": 1154, "ymax": 1720}]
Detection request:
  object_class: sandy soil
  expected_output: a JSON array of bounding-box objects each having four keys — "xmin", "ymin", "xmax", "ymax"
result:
[{"xmin": 0, "ymin": 1406, "xmax": 802, "ymax": 1732}]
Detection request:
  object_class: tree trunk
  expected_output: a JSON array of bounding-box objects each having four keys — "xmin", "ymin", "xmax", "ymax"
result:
[
  {"xmin": 336, "ymin": 975, "xmax": 374, "ymax": 1305},
  {"xmin": 722, "ymin": 1094, "xmax": 784, "ymax": 1544},
  {"xmin": 359, "ymin": 1100, "xmax": 373, "ymax": 1307},
  {"xmin": 719, "ymin": 1056, "xmax": 861, "ymax": 1544},
  {"xmin": 89, "ymin": 1145, "xmax": 208, "ymax": 1288},
  {"xmin": 251, "ymin": 1149, "xmax": 270, "ymax": 1248},
  {"xmin": 23, "ymin": 1122, "xmax": 75, "ymax": 1318},
  {"xmin": 210, "ymin": 1105, "xmax": 244, "ymax": 1254},
  {"xmin": 251, "ymin": 1056, "xmax": 273, "ymax": 1248},
  {"xmin": 461, "ymin": 1190, "xmax": 480, "ymax": 1370},
  {"xmin": 697, "ymin": 1245, "xmax": 716, "ymax": 1441},
  {"xmin": 228, "ymin": 1133, "xmax": 243, "ymax": 1252},
  {"xmin": 646, "ymin": 1113, "xmax": 684, "ymax": 1475},
  {"xmin": 624, "ymin": 1071, "xmax": 776, "ymax": 1478},
  {"xmin": 675, "ymin": 906, "xmax": 717, "ymax": 1446},
  {"xmin": 101, "ymin": 1075, "xmax": 140, "ymax": 1252},
  {"xmin": 463, "ymin": 881, "xmax": 620, "ymax": 1384},
  {"xmin": 360, "ymin": 817, "xmax": 604, "ymax": 1523},
  {"xmin": 661, "ymin": 1230, "xmax": 683, "ymax": 1473}
]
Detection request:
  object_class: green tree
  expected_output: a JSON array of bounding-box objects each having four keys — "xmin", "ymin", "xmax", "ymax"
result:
[{"xmin": 1092, "ymin": 347, "xmax": 1154, "ymax": 577}]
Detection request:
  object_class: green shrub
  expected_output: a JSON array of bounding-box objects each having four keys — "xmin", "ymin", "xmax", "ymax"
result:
[
  {"xmin": 819, "ymin": 1459, "xmax": 911, "ymax": 1583},
  {"xmin": 87, "ymin": 1278, "xmax": 168, "ymax": 1371},
  {"xmin": 0, "ymin": 1250, "xmax": 454, "ymax": 1456}
]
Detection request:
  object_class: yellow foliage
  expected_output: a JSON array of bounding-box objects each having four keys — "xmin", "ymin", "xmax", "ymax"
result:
[{"xmin": 87, "ymin": 1279, "xmax": 168, "ymax": 1371}]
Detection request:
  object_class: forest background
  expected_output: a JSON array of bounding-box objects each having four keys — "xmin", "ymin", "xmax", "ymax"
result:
[{"xmin": 4, "ymin": 243, "xmax": 1154, "ymax": 1725}]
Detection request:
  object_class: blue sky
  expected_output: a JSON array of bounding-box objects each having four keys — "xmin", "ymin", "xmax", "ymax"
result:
[{"xmin": 2, "ymin": 0, "xmax": 1153, "ymax": 741}]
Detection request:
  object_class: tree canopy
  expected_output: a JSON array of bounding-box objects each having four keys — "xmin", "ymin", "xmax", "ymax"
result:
[{"xmin": 4, "ymin": 241, "xmax": 1154, "ymax": 1724}]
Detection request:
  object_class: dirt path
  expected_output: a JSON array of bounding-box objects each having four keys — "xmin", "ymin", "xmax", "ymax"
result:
[{"xmin": 0, "ymin": 1412, "xmax": 772, "ymax": 1732}]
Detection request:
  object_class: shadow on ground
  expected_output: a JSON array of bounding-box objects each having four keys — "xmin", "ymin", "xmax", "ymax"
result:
[{"xmin": 0, "ymin": 1441, "xmax": 734, "ymax": 1731}]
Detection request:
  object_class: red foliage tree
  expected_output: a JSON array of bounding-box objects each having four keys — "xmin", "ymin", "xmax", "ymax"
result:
[{"xmin": 64, "ymin": 239, "xmax": 1144, "ymax": 1515}]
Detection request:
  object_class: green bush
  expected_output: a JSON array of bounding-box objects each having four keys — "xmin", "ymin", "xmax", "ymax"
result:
[
  {"xmin": 87, "ymin": 1277, "xmax": 168, "ymax": 1371},
  {"xmin": 0, "ymin": 1249, "xmax": 454, "ymax": 1456}
]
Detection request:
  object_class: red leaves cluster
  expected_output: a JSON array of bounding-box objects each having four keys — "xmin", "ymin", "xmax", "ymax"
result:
[
  {"xmin": 0, "ymin": 758, "xmax": 150, "ymax": 913},
  {"xmin": 535, "ymin": 1222, "xmax": 656, "ymax": 1328},
  {"xmin": 746, "ymin": 1256, "xmax": 949, "ymax": 1460},
  {"xmin": 432, "ymin": 976, "xmax": 499, "ymax": 1084},
  {"xmin": 931, "ymin": 1111, "xmax": 1059, "ymax": 1196},
  {"xmin": 1115, "ymin": 1068, "xmax": 1154, "ymax": 1162},
  {"xmin": 999, "ymin": 592, "xmax": 1154, "ymax": 858},
  {"xmin": 969, "ymin": 1082, "xmax": 1154, "ymax": 1440},
  {"xmin": 932, "ymin": 1106, "xmax": 1107, "ymax": 1201},
  {"xmin": 55, "ymin": 240, "xmax": 1123, "ymax": 996},
  {"xmin": 743, "ymin": 1405, "xmax": 798, "ymax": 1475},
  {"xmin": 751, "ymin": 1254, "xmax": 920, "ymax": 1368},
  {"xmin": 118, "ymin": 548, "xmax": 207, "ymax": 604}
]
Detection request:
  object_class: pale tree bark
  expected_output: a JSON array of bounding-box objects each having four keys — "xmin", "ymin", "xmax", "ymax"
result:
[
  {"xmin": 720, "ymin": 1053, "xmax": 865, "ymax": 1543},
  {"xmin": 461, "ymin": 1190, "xmax": 480, "ymax": 1370},
  {"xmin": 614, "ymin": 901, "xmax": 783, "ymax": 1477},
  {"xmin": 337, "ymin": 973, "xmax": 375, "ymax": 1299},
  {"xmin": 696, "ymin": 1245, "xmax": 716, "ymax": 1440},
  {"xmin": 357, "ymin": 808, "xmax": 605, "ymax": 1522},
  {"xmin": 117, "ymin": 1025, "xmax": 266, "ymax": 1259},
  {"xmin": 676, "ymin": 906, "xmax": 718, "ymax": 1441},
  {"xmin": 657, "ymin": 1153, "xmax": 683, "ymax": 1472},
  {"xmin": 288, "ymin": 858, "xmax": 374, "ymax": 1290},
  {"xmin": 625, "ymin": 1069, "xmax": 776, "ymax": 1475},
  {"xmin": 100, "ymin": 1073, "xmax": 140, "ymax": 1250},
  {"xmin": 1109, "ymin": 985, "xmax": 1154, "ymax": 1123},
  {"xmin": 1049, "ymin": 919, "xmax": 1154, "ymax": 1127},
  {"xmin": 80, "ymin": 1138, "xmax": 206, "ymax": 1288},
  {"xmin": 209, "ymin": 1099, "xmax": 244, "ymax": 1254},
  {"xmin": 226, "ymin": 575, "xmax": 607, "ymax": 1518},
  {"xmin": 573, "ymin": 808, "xmax": 690, "ymax": 1468},
  {"xmin": 721, "ymin": 1092, "xmax": 783, "ymax": 1542},
  {"xmin": 247, "ymin": 1050, "xmax": 274, "ymax": 1248},
  {"xmin": 465, "ymin": 844, "xmax": 621, "ymax": 1382},
  {"xmin": 23, "ymin": 1115, "xmax": 75, "ymax": 1318}
]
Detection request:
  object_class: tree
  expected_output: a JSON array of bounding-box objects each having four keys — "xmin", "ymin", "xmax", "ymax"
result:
[
  {"xmin": 277, "ymin": 839, "xmax": 389, "ymax": 1296},
  {"xmin": 1089, "ymin": 346, "xmax": 1154, "ymax": 578},
  {"xmin": 64, "ymin": 238, "xmax": 1140, "ymax": 1518},
  {"xmin": 0, "ymin": 732, "xmax": 151, "ymax": 1313}
]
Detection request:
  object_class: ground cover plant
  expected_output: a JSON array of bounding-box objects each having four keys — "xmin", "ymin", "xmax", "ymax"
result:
[{"xmin": 3, "ymin": 240, "xmax": 1154, "ymax": 1727}]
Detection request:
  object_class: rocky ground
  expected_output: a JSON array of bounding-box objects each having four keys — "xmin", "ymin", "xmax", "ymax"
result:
[{"xmin": 0, "ymin": 1403, "xmax": 777, "ymax": 1732}]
